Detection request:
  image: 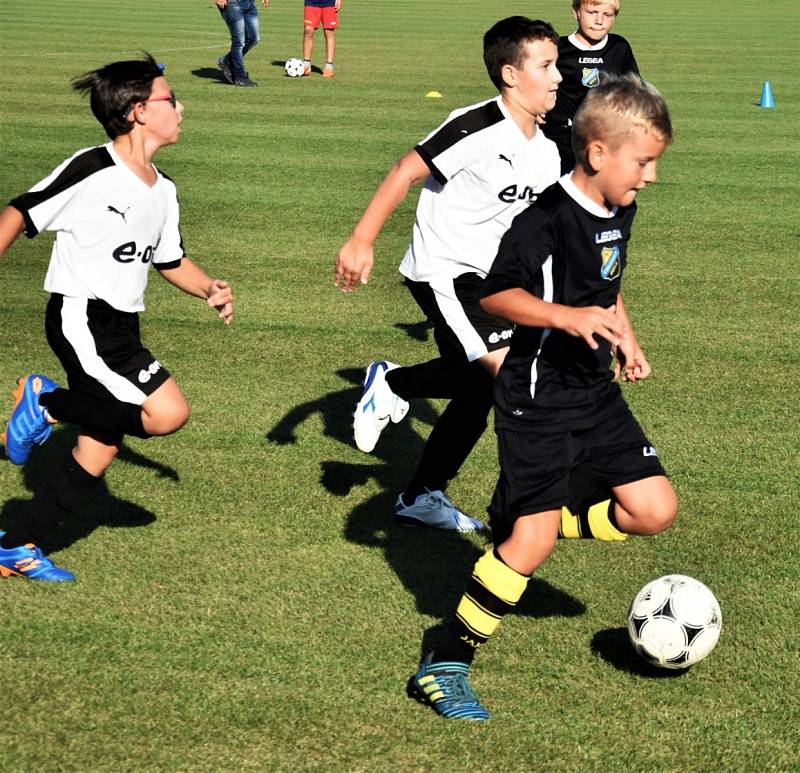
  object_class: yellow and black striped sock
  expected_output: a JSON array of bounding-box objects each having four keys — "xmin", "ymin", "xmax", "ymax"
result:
[
  {"xmin": 558, "ymin": 499, "xmax": 627, "ymax": 541},
  {"xmin": 436, "ymin": 548, "xmax": 529, "ymax": 663}
]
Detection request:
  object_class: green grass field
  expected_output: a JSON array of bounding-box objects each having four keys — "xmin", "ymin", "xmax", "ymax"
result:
[{"xmin": 1, "ymin": 0, "xmax": 799, "ymax": 769}]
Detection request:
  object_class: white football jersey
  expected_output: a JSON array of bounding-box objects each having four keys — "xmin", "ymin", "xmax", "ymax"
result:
[
  {"xmin": 11, "ymin": 143, "xmax": 184, "ymax": 313},
  {"xmin": 399, "ymin": 95, "xmax": 560, "ymax": 282}
]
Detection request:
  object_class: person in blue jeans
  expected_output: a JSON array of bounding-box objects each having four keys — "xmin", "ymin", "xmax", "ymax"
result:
[{"xmin": 216, "ymin": 0, "xmax": 269, "ymax": 88}]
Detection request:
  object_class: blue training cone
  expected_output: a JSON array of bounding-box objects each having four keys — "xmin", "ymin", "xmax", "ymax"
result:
[{"xmin": 759, "ymin": 80, "xmax": 774, "ymax": 109}]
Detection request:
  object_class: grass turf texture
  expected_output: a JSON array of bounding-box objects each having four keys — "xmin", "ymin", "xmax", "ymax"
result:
[{"xmin": 1, "ymin": 0, "xmax": 799, "ymax": 768}]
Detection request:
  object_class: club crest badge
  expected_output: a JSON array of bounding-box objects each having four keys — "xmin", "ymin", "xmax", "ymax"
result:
[
  {"xmin": 600, "ymin": 245, "xmax": 620, "ymax": 280},
  {"xmin": 581, "ymin": 67, "xmax": 600, "ymax": 88}
]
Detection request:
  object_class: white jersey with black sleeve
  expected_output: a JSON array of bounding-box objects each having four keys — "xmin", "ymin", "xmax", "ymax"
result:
[
  {"xmin": 10, "ymin": 142, "xmax": 184, "ymax": 313},
  {"xmin": 399, "ymin": 95, "xmax": 560, "ymax": 283}
]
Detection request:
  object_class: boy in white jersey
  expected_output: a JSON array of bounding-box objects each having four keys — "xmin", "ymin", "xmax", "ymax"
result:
[
  {"xmin": 334, "ymin": 17, "xmax": 562, "ymax": 532},
  {"xmin": 408, "ymin": 75, "xmax": 676, "ymax": 721},
  {"xmin": 0, "ymin": 54, "xmax": 233, "ymax": 581}
]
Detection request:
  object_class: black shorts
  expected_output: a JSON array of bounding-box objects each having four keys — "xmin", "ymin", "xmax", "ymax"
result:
[
  {"xmin": 488, "ymin": 397, "xmax": 667, "ymax": 543},
  {"xmin": 45, "ymin": 294, "xmax": 171, "ymax": 406},
  {"xmin": 405, "ymin": 273, "xmax": 513, "ymax": 362}
]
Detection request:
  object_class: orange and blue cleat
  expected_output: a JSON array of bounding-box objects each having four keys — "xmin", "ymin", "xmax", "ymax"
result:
[
  {"xmin": 0, "ymin": 534, "xmax": 75, "ymax": 582},
  {"xmin": 1, "ymin": 374, "xmax": 59, "ymax": 465}
]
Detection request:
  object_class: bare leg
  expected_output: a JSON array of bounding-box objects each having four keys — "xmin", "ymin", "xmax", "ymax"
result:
[
  {"xmin": 324, "ymin": 28, "xmax": 335, "ymax": 64},
  {"xmin": 612, "ymin": 476, "xmax": 678, "ymax": 536},
  {"xmin": 140, "ymin": 378, "xmax": 190, "ymax": 437},
  {"xmin": 496, "ymin": 510, "xmax": 561, "ymax": 576},
  {"xmin": 303, "ymin": 25, "xmax": 314, "ymax": 61}
]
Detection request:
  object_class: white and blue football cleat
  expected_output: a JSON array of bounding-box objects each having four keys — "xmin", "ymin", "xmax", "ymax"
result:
[
  {"xmin": 394, "ymin": 489, "xmax": 485, "ymax": 532},
  {"xmin": 353, "ymin": 360, "xmax": 409, "ymax": 453}
]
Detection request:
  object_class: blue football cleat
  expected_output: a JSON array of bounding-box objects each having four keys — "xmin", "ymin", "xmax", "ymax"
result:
[
  {"xmin": 0, "ymin": 533, "xmax": 75, "ymax": 582},
  {"xmin": 395, "ymin": 489, "xmax": 485, "ymax": 532},
  {"xmin": 1, "ymin": 374, "xmax": 59, "ymax": 465},
  {"xmin": 407, "ymin": 653, "xmax": 490, "ymax": 720}
]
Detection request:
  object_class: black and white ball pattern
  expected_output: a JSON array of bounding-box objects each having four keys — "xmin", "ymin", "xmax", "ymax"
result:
[{"xmin": 628, "ymin": 574, "xmax": 722, "ymax": 669}]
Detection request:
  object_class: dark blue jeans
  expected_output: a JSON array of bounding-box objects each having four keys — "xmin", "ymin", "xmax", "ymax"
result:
[{"xmin": 222, "ymin": 0, "xmax": 260, "ymax": 77}]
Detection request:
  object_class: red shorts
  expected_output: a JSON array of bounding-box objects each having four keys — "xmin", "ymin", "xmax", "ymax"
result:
[{"xmin": 304, "ymin": 5, "xmax": 338, "ymax": 30}]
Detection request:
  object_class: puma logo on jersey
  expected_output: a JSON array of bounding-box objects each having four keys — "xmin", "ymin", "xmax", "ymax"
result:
[
  {"xmin": 107, "ymin": 205, "xmax": 130, "ymax": 222},
  {"xmin": 643, "ymin": 445, "xmax": 658, "ymax": 457},
  {"xmin": 498, "ymin": 154, "xmax": 514, "ymax": 168}
]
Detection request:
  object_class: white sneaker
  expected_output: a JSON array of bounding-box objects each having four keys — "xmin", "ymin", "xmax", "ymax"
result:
[
  {"xmin": 394, "ymin": 489, "xmax": 484, "ymax": 532},
  {"xmin": 353, "ymin": 361, "xmax": 409, "ymax": 453}
]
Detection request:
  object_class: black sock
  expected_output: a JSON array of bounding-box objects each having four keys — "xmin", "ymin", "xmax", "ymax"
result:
[
  {"xmin": 1, "ymin": 453, "xmax": 101, "ymax": 548},
  {"xmin": 386, "ymin": 358, "xmax": 470, "ymax": 401},
  {"xmin": 403, "ymin": 364, "xmax": 493, "ymax": 497},
  {"xmin": 40, "ymin": 389, "xmax": 150, "ymax": 438}
]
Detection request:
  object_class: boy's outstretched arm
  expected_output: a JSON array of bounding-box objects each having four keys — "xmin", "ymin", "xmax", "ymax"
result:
[
  {"xmin": 0, "ymin": 206, "xmax": 25, "ymax": 259},
  {"xmin": 159, "ymin": 258, "xmax": 233, "ymax": 325},
  {"xmin": 334, "ymin": 149, "xmax": 429, "ymax": 292},
  {"xmin": 481, "ymin": 288, "xmax": 626, "ymax": 350}
]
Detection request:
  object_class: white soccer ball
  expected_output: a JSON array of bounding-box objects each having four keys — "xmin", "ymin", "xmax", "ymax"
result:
[
  {"xmin": 285, "ymin": 58, "xmax": 305, "ymax": 78},
  {"xmin": 627, "ymin": 574, "xmax": 722, "ymax": 669}
]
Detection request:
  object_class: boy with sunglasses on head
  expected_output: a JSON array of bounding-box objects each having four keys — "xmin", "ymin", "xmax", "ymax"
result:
[{"xmin": 0, "ymin": 54, "xmax": 233, "ymax": 582}]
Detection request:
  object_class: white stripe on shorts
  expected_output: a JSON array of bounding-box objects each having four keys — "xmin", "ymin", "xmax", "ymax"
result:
[
  {"xmin": 60, "ymin": 297, "xmax": 148, "ymax": 405},
  {"xmin": 428, "ymin": 276, "xmax": 488, "ymax": 362}
]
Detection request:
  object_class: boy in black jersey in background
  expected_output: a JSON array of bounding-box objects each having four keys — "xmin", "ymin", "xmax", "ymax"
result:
[
  {"xmin": 543, "ymin": 0, "xmax": 639, "ymax": 174},
  {"xmin": 408, "ymin": 74, "xmax": 676, "ymax": 720},
  {"xmin": 0, "ymin": 55, "xmax": 233, "ymax": 581}
]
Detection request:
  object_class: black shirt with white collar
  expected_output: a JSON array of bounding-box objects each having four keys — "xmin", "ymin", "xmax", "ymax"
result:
[
  {"xmin": 481, "ymin": 174, "xmax": 637, "ymax": 431},
  {"xmin": 545, "ymin": 32, "xmax": 639, "ymax": 132}
]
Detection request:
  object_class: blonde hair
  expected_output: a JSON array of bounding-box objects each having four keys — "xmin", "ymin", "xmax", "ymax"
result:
[
  {"xmin": 572, "ymin": 0, "xmax": 621, "ymax": 13},
  {"xmin": 572, "ymin": 74, "xmax": 673, "ymax": 167}
]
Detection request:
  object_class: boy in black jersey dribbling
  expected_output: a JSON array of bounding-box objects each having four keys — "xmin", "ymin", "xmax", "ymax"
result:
[
  {"xmin": 0, "ymin": 55, "xmax": 233, "ymax": 581},
  {"xmin": 543, "ymin": 0, "xmax": 639, "ymax": 174},
  {"xmin": 408, "ymin": 74, "xmax": 676, "ymax": 720}
]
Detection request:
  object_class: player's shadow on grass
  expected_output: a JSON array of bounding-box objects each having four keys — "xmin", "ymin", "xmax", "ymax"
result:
[
  {"xmin": 591, "ymin": 627, "xmax": 686, "ymax": 678},
  {"xmin": 0, "ymin": 425, "xmax": 178, "ymax": 555},
  {"xmin": 266, "ymin": 366, "xmax": 584, "ymax": 624},
  {"xmin": 190, "ymin": 67, "xmax": 231, "ymax": 84}
]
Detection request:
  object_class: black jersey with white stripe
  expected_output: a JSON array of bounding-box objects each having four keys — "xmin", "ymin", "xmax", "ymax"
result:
[
  {"xmin": 481, "ymin": 176, "xmax": 637, "ymax": 431},
  {"xmin": 10, "ymin": 143, "xmax": 184, "ymax": 313},
  {"xmin": 399, "ymin": 96, "xmax": 560, "ymax": 282},
  {"xmin": 544, "ymin": 33, "xmax": 639, "ymax": 132}
]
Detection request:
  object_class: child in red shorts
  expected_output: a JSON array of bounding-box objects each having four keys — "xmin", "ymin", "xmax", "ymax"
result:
[{"xmin": 302, "ymin": 0, "xmax": 342, "ymax": 78}]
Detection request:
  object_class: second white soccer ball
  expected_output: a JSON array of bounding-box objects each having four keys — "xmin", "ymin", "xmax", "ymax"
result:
[
  {"xmin": 285, "ymin": 58, "xmax": 306, "ymax": 78},
  {"xmin": 627, "ymin": 574, "xmax": 722, "ymax": 669}
]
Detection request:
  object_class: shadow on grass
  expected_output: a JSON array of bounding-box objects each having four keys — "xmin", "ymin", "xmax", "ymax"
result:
[
  {"xmin": 1, "ymin": 425, "xmax": 178, "ymax": 555},
  {"xmin": 591, "ymin": 627, "xmax": 687, "ymax": 678},
  {"xmin": 266, "ymin": 365, "xmax": 585, "ymax": 636},
  {"xmin": 190, "ymin": 67, "xmax": 230, "ymax": 84}
]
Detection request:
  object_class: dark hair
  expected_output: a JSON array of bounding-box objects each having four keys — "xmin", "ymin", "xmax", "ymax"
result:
[
  {"xmin": 72, "ymin": 53, "xmax": 164, "ymax": 139},
  {"xmin": 483, "ymin": 17, "xmax": 559, "ymax": 91}
]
